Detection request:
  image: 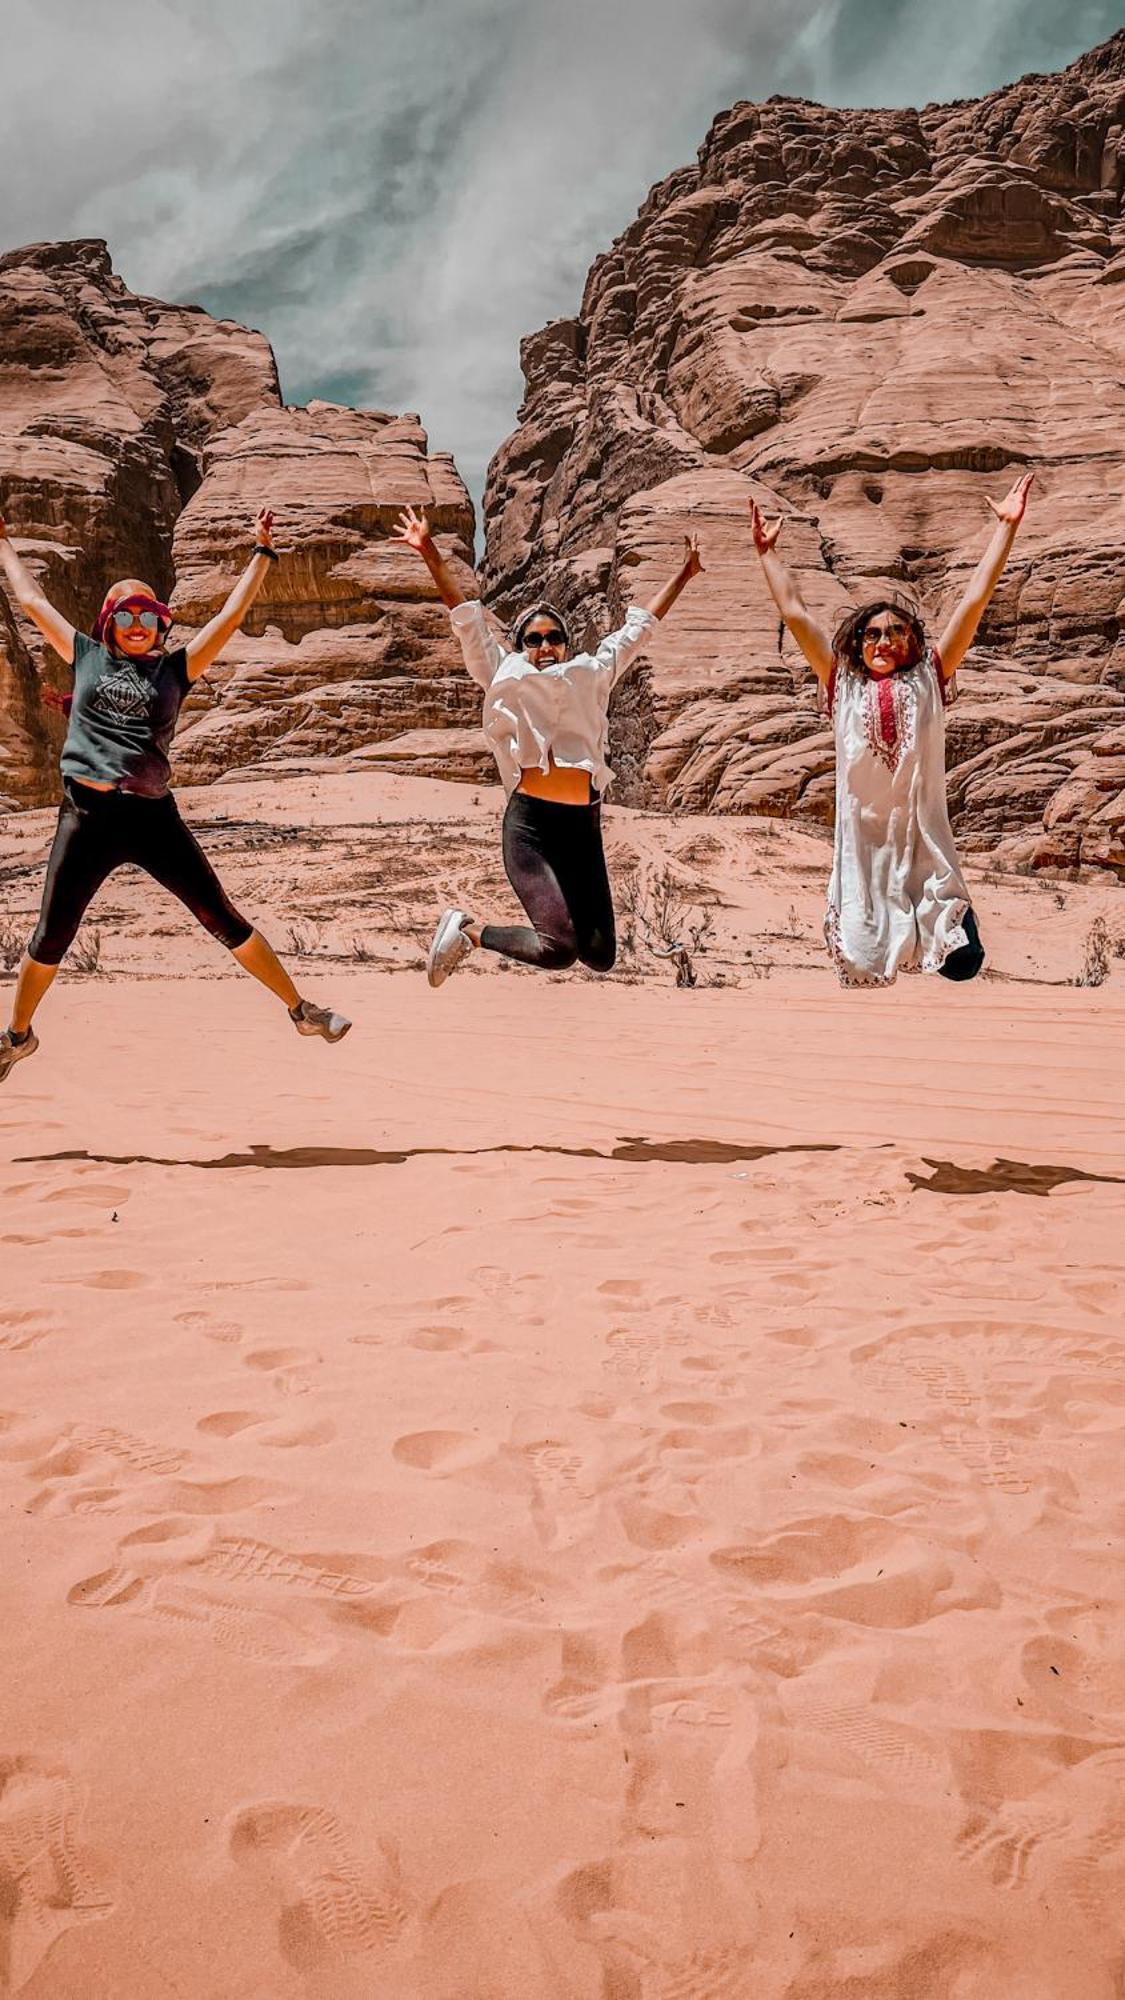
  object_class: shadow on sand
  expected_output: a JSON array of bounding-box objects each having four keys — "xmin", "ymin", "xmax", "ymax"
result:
[
  {"xmin": 906, "ymin": 1156, "xmax": 1125, "ymax": 1198},
  {"xmin": 19, "ymin": 1137, "xmax": 840, "ymax": 1172}
]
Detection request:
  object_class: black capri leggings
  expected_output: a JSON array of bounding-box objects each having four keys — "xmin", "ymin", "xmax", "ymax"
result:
[
  {"xmin": 28, "ymin": 780, "xmax": 253, "ymax": 966},
  {"xmin": 480, "ymin": 790, "xmax": 616, "ymax": 973}
]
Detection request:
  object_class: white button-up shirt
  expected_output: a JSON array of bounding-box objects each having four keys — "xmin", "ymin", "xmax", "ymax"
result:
[{"xmin": 449, "ymin": 599, "xmax": 658, "ymax": 796}]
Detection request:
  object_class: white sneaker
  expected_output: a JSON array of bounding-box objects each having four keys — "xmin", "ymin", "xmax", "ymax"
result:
[
  {"xmin": 0, "ymin": 1027, "xmax": 38, "ymax": 1084},
  {"xmin": 427, "ymin": 909, "xmax": 473, "ymax": 988},
  {"xmin": 289, "ymin": 999, "xmax": 351, "ymax": 1043}
]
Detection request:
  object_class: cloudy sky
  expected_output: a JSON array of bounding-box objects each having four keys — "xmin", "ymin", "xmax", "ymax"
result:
[{"xmin": 1, "ymin": 0, "xmax": 1120, "ymax": 512}]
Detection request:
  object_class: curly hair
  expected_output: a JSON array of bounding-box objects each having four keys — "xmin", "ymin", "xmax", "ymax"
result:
[{"xmin": 832, "ymin": 596, "xmax": 927, "ymax": 677}]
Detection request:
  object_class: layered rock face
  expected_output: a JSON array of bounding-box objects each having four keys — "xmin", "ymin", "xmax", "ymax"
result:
[
  {"xmin": 0, "ymin": 241, "xmax": 479, "ymax": 809},
  {"xmin": 483, "ymin": 34, "xmax": 1125, "ymax": 872}
]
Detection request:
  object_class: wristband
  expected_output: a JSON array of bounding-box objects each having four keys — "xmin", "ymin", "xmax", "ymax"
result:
[{"xmin": 254, "ymin": 544, "xmax": 279, "ymax": 563}]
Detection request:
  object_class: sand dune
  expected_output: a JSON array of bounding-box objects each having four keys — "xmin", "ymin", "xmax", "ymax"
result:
[{"xmin": 1, "ymin": 776, "xmax": 1123, "ymax": 1997}]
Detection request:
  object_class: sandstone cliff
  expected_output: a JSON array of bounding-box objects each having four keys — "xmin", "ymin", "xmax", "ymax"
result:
[
  {"xmin": 0, "ymin": 240, "xmax": 480, "ymax": 809},
  {"xmin": 482, "ymin": 34, "xmax": 1125, "ymax": 873}
]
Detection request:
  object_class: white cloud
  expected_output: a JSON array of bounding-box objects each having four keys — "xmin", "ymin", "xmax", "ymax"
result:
[{"xmin": 0, "ymin": 0, "xmax": 1118, "ymax": 513}]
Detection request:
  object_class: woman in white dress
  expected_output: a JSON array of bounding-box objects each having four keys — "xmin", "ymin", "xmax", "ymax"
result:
[
  {"xmin": 748, "ymin": 473, "xmax": 1034, "ymax": 987},
  {"xmin": 394, "ymin": 507, "xmax": 702, "ymax": 986}
]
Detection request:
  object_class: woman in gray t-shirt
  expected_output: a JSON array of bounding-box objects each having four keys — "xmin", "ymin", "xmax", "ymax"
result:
[{"xmin": 0, "ymin": 506, "xmax": 350, "ymax": 1086}]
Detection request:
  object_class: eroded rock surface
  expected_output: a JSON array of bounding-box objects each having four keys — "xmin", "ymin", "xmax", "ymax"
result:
[
  {"xmin": 482, "ymin": 34, "xmax": 1125, "ymax": 872},
  {"xmin": 0, "ymin": 241, "xmax": 477, "ymax": 807}
]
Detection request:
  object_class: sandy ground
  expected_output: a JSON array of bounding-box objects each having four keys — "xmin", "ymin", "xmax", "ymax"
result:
[{"xmin": 1, "ymin": 776, "xmax": 1123, "ymax": 1998}]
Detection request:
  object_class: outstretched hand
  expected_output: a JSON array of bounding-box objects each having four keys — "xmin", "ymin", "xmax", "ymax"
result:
[
  {"xmin": 394, "ymin": 505, "xmax": 432, "ymax": 552},
  {"xmin": 985, "ymin": 471, "xmax": 1034, "ymax": 528},
  {"xmin": 255, "ymin": 507, "xmax": 276, "ymax": 550},
  {"xmin": 748, "ymin": 498, "xmax": 784, "ymax": 554},
  {"xmin": 683, "ymin": 533, "xmax": 704, "ymax": 579}
]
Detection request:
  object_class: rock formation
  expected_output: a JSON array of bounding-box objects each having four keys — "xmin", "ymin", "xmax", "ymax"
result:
[
  {"xmin": 482, "ymin": 33, "xmax": 1125, "ymax": 873},
  {"xmin": 0, "ymin": 240, "xmax": 480, "ymax": 810}
]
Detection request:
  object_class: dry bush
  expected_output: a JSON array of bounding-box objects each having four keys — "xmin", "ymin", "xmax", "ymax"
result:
[
  {"xmin": 70, "ymin": 928, "xmax": 102, "ymax": 974},
  {"xmin": 1075, "ymin": 916, "xmax": 1125, "ymax": 986},
  {"xmin": 618, "ymin": 864, "xmax": 716, "ymax": 988},
  {"xmin": 0, "ymin": 921, "xmax": 23, "ymax": 973},
  {"xmin": 1074, "ymin": 916, "xmax": 1111, "ymax": 988},
  {"xmin": 285, "ymin": 920, "xmax": 322, "ymax": 956}
]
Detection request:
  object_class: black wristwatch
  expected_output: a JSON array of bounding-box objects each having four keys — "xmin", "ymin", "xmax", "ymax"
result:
[{"xmin": 254, "ymin": 544, "xmax": 279, "ymax": 563}]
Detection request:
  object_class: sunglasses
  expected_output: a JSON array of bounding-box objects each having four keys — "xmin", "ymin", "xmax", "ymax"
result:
[
  {"xmin": 112, "ymin": 608, "xmax": 161, "ymax": 632},
  {"xmin": 523, "ymin": 629, "xmax": 566, "ymax": 649},
  {"xmin": 862, "ymin": 624, "xmax": 911, "ymax": 644}
]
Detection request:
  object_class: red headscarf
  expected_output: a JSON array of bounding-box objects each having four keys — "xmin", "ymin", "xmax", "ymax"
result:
[{"xmin": 92, "ymin": 585, "xmax": 173, "ymax": 645}]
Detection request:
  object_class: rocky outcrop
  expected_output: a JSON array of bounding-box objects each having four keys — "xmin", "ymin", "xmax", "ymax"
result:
[
  {"xmin": 168, "ymin": 401, "xmax": 478, "ymax": 786},
  {"xmin": 0, "ymin": 241, "xmax": 477, "ymax": 808},
  {"xmin": 482, "ymin": 33, "xmax": 1125, "ymax": 873}
]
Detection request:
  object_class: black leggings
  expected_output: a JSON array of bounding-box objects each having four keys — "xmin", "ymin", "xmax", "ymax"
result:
[
  {"xmin": 480, "ymin": 790, "xmax": 616, "ymax": 972},
  {"xmin": 28, "ymin": 781, "xmax": 253, "ymax": 966},
  {"xmin": 938, "ymin": 907, "xmax": 985, "ymax": 982}
]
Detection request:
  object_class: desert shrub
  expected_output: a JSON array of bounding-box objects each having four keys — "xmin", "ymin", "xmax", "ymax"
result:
[
  {"xmin": 1074, "ymin": 916, "xmax": 1111, "ymax": 988},
  {"xmin": 0, "ymin": 921, "xmax": 23, "ymax": 972},
  {"xmin": 70, "ymin": 928, "xmax": 102, "ymax": 974},
  {"xmin": 285, "ymin": 920, "xmax": 322, "ymax": 956},
  {"xmin": 618, "ymin": 864, "xmax": 715, "ymax": 988}
]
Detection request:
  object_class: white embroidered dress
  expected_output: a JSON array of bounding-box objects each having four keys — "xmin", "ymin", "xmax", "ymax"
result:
[
  {"xmin": 825, "ymin": 647, "xmax": 973, "ymax": 986},
  {"xmin": 448, "ymin": 599, "xmax": 657, "ymax": 796}
]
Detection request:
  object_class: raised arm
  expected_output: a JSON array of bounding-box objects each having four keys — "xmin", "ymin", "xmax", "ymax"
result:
[
  {"xmin": 393, "ymin": 506, "xmax": 466, "ymax": 610},
  {"xmin": 183, "ymin": 508, "xmax": 277, "ymax": 683},
  {"xmin": 394, "ymin": 505, "xmax": 504, "ymax": 688},
  {"xmin": 937, "ymin": 472, "xmax": 1034, "ymax": 679},
  {"xmin": 0, "ymin": 514, "xmax": 77, "ymax": 665},
  {"xmin": 645, "ymin": 534, "xmax": 704, "ymax": 622},
  {"xmin": 595, "ymin": 535, "xmax": 705, "ymax": 687},
  {"xmin": 748, "ymin": 500, "xmax": 834, "ymax": 684}
]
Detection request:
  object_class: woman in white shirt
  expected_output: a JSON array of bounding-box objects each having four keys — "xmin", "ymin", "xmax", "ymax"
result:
[
  {"xmin": 395, "ymin": 508, "xmax": 702, "ymax": 986},
  {"xmin": 748, "ymin": 472, "xmax": 1034, "ymax": 987}
]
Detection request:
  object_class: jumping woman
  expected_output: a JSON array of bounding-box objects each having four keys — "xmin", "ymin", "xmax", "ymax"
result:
[
  {"xmin": 0, "ymin": 506, "xmax": 350, "ymax": 1084},
  {"xmin": 748, "ymin": 472, "xmax": 1034, "ymax": 987},
  {"xmin": 394, "ymin": 507, "xmax": 703, "ymax": 987}
]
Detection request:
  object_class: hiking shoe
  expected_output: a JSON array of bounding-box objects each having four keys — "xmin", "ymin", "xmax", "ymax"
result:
[
  {"xmin": 289, "ymin": 999, "xmax": 351, "ymax": 1043},
  {"xmin": 0, "ymin": 1028, "xmax": 38, "ymax": 1084},
  {"xmin": 427, "ymin": 909, "xmax": 474, "ymax": 988}
]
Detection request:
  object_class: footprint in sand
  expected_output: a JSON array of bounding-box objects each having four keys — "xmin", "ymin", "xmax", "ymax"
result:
[
  {"xmin": 25, "ymin": 1423, "xmax": 188, "ymax": 1511},
  {"xmin": 403, "ymin": 1324, "xmax": 471, "ymax": 1352},
  {"xmin": 398, "ymin": 1539, "xmax": 552, "ymax": 1626},
  {"xmin": 196, "ymin": 1411, "xmax": 336, "ymax": 1449},
  {"xmin": 41, "ymin": 1182, "xmax": 131, "ymax": 1209},
  {"xmin": 67, "ymin": 1425, "xmax": 186, "ymax": 1477},
  {"xmin": 710, "ymin": 1514, "xmax": 996, "ymax": 1628},
  {"xmin": 60, "ymin": 1269, "xmax": 148, "ymax": 1291},
  {"xmin": 0, "ymin": 1754, "xmax": 113, "ymax": 1992},
  {"xmin": 67, "ymin": 1565, "xmax": 332, "ymax": 1668},
  {"xmin": 175, "ymin": 1309, "xmax": 242, "ymax": 1344},
  {"xmin": 602, "ymin": 1324, "xmax": 690, "ymax": 1386},
  {"xmin": 198, "ymin": 1536, "xmax": 386, "ymax": 1601},
  {"xmin": 551, "ymin": 1861, "xmax": 756, "ymax": 1997},
  {"xmin": 783, "ymin": 1680, "xmax": 948, "ymax": 1797},
  {"xmin": 0, "ymin": 1309, "xmax": 55, "ymax": 1353},
  {"xmin": 228, "ymin": 1802, "xmax": 410, "ymax": 1971},
  {"xmin": 391, "ymin": 1430, "xmax": 490, "ymax": 1474},
  {"xmin": 241, "ymin": 1346, "xmax": 319, "ymax": 1396}
]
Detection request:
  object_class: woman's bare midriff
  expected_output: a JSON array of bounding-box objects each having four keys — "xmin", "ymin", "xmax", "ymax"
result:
[{"xmin": 517, "ymin": 759, "xmax": 591, "ymax": 806}]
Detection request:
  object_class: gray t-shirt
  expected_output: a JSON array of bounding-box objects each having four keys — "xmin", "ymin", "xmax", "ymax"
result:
[{"xmin": 60, "ymin": 634, "xmax": 191, "ymax": 798}]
